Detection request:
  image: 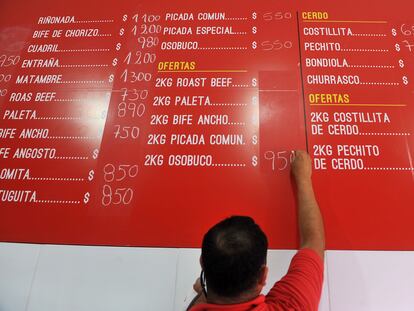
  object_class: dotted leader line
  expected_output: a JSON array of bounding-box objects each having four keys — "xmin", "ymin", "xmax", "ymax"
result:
[
  {"xmin": 59, "ymin": 64, "xmax": 109, "ymax": 68},
  {"xmin": 35, "ymin": 117, "xmax": 82, "ymax": 120},
  {"xmin": 360, "ymin": 133, "xmax": 411, "ymax": 136},
  {"xmin": 211, "ymin": 103, "xmax": 248, "ymax": 106},
  {"xmin": 352, "ymin": 33, "xmax": 387, "ymax": 37},
  {"xmin": 341, "ymin": 48, "xmax": 389, "ymax": 52},
  {"xmin": 213, "ymin": 163, "xmax": 247, "ymax": 167},
  {"xmin": 30, "ymin": 177, "xmax": 85, "ymax": 181},
  {"xmin": 47, "ymin": 136, "xmax": 99, "ymax": 139},
  {"xmin": 74, "ymin": 20, "xmax": 114, "ymax": 23},
  {"xmin": 59, "ymin": 80, "xmax": 105, "ymax": 84},
  {"xmin": 364, "ymin": 167, "xmax": 414, "ymax": 171},
  {"xmin": 225, "ymin": 17, "xmax": 248, "ymax": 21},
  {"xmin": 97, "ymin": 34, "xmax": 112, "ymax": 37},
  {"xmin": 229, "ymin": 122, "xmax": 246, "ymax": 126},
  {"xmin": 349, "ymin": 65, "xmax": 395, "ymax": 68},
  {"xmin": 57, "ymin": 48, "xmax": 110, "ymax": 52},
  {"xmin": 54, "ymin": 99, "xmax": 83, "ymax": 102},
  {"xmin": 360, "ymin": 82, "xmax": 399, "ymax": 86},
  {"xmin": 54, "ymin": 156, "xmax": 89, "ymax": 160},
  {"xmin": 36, "ymin": 199, "xmax": 81, "ymax": 204},
  {"xmin": 232, "ymin": 32, "xmax": 248, "ymax": 35},
  {"xmin": 232, "ymin": 84, "xmax": 250, "ymax": 88},
  {"xmin": 198, "ymin": 47, "xmax": 248, "ymax": 50}
]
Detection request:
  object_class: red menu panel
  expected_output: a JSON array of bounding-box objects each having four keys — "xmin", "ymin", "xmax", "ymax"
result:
[{"xmin": 0, "ymin": 0, "xmax": 413, "ymax": 250}]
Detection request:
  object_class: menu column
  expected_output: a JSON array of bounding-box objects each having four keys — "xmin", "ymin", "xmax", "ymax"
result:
[
  {"xmin": 0, "ymin": 15, "xmax": 114, "ymax": 207},
  {"xmin": 298, "ymin": 11, "xmax": 413, "ymax": 173}
]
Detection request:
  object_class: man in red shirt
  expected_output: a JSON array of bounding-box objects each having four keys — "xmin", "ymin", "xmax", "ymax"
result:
[{"xmin": 187, "ymin": 150, "xmax": 325, "ymax": 311}]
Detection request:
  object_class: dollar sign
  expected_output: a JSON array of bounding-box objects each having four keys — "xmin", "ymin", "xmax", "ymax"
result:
[
  {"xmin": 108, "ymin": 74, "xmax": 114, "ymax": 83},
  {"xmin": 392, "ymin": 28, "xmax": 397, "ymax": 37},
  {"xmin": 84, "ymin": 192, "xmax": 90, "ymax": 204},
  {"xmin": 119, "ymin": 28, "xmax": 125, "ymax": 36},
  {"xmin": 88, "ymin": 170, "xmax": 94, "ymax": 181},
  {"xmin": 252, "ymin": 135, "xmax": 258, "ymax": 145},
  {"xmin": 395, "ymin": 43, "xmax": 400, "ymax": 52},
  {"xmin": 122, "ymin": 14, "xmax": 128, "ymax": 22},
  {"xmin": 252, "ymin": 41, "xmax": 257, "ymax": 49},
  {"xmin": 252, "ymin": 156, "xmax": 258, "ymax": 167},
  {"xmin": 252, "ymin": 96, "xmax": 258, "ymax": 105},
  {"xmin": 251, "ymin": 78, "xmax": 257, "ymax": 87},
  {"xmin": 252, "ymin": 26, "xmax": 257, "ymax": 34},
  {"xmin": 399, "ymin": 59, "xmax": 405, "ymax": 68},
  {"xmin": 92, "ymin": 149, "xmax": 99, "ymax": 160},
  {"xmin": 252, "ymin": 12, "xmax": 257, "ymax": 20},
  {"xmin": 112, "ymin": 58, "xmax": 118, "ymax": 66},
  {"xmin": 403, "ymin": 76, "xmax": 409, "ymax": 85},
  {"xmin": 116, "ymin": 43, "xmax": 122, "ymax": 51}
]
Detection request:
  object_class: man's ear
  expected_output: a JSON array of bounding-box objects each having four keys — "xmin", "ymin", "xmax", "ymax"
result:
[
  {"xmin": 199, "ymin": 255, "xmax": 204, "ymax": 269},
  {"xmin": 258, "ymin": 265, "xmax": 268, "ymax": 287}
]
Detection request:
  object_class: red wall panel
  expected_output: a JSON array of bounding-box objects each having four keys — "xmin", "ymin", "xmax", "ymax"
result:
[{"xmin": 0, "ymin": 0, "xmax": 413, "ymax": 250}]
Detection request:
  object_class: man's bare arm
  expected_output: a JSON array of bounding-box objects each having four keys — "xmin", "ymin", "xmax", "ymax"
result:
[{"xmin": 291, "ymin": 150, "xmax": 325, "ymax": 259}]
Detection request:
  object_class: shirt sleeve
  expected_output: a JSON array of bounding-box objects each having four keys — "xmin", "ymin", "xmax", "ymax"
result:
[{"xmin": 265, "ymin": 249, "xmax": 324, "ymax": 311}]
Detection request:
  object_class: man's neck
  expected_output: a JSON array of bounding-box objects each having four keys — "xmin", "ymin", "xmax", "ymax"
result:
[{"xmin": 207, "ymin": 290, "xmax": 259, "ymax": 305}]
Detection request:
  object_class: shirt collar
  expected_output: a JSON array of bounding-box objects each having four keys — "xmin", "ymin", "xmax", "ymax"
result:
[{"xmin": 191, "ymin": 294, "xmax": 266, "ymax": 310}]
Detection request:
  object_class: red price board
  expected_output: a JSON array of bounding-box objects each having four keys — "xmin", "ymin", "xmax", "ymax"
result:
[{"xmin": 0, "ymin": 0, "xmax": 413, "ymax": 250}]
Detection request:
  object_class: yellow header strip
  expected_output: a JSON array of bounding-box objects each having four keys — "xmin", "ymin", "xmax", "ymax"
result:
[
  {"xmin": 158, "ymin": 70, "xmax": 247, "ymax": 73},
  {"xmin": 303, "ymin": 20, "xmax": 388, "ymax": 24},
  {"xmin": 310, "ymin": 104, "xmax": 406, "ymax": 107}
]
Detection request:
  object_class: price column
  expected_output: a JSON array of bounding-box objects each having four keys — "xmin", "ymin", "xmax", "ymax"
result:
[{"xmin": 95, "ymin": 13, "xmax": 159, "ymax": 208}]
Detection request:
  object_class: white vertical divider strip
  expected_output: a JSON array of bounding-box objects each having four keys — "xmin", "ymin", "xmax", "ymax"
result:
[
  {"xmin": 324, "ymin": 252, "xmax": 332, "ymax": 311},
  {"xmin": 24, "ymin": 245, "xmax": 41, "ymax": 311},
  {"xmin": 172, "ymin": 247, "xmax": 182, "ymax": 311}
]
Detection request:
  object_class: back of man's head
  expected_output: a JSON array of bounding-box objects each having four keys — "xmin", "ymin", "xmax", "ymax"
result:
[{"xmin": 201, "ymin": 216, "xmax": 268, "ymax": 298}]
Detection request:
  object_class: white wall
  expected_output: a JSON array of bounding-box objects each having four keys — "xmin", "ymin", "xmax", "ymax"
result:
[{"xmin": 1, "ymin": 243, "xmax": 413, "ymax": 311}]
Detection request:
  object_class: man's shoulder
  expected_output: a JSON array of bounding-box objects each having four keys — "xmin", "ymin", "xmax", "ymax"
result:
[{"xmin": 264, "ymin": 249, "xmax": 324, "ymax": 311}]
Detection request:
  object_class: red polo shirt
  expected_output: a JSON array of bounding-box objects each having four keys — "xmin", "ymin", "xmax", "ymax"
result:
[{"xmin": 190, "ymin": 249, "xmax": 324, "ymax": 311}]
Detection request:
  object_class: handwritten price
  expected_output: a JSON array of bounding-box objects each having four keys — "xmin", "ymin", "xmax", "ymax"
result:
[{"xmin": 400, "ymin": 24, "xmax": 414, "ymax": 36}]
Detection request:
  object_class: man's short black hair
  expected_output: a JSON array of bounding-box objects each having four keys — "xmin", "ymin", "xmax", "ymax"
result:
[{"xmin": 201, "ymin": 216, "xmax": 268, "ymax": 298}]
